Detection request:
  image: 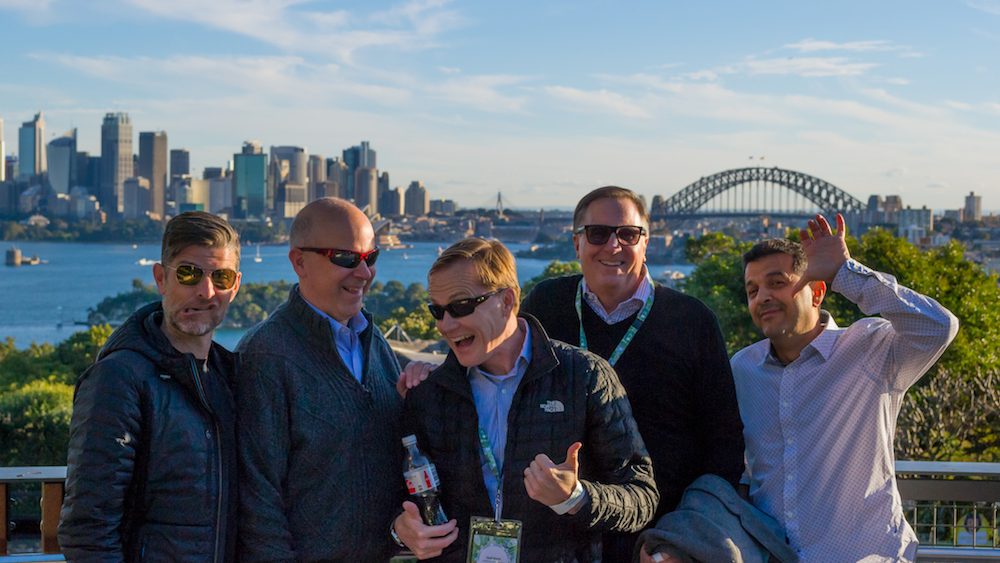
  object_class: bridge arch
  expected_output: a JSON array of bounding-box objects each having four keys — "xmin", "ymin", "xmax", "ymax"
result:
[{"xmin": 653, "ymin": 167, "xmax": 864, "ymax": 218}]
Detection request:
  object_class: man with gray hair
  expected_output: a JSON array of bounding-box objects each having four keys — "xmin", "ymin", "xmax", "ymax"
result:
[
  {"xmin": 237, "ymin": 197, "xmax": 405, "ymax": 561},
  {"xmin": 60, "ymin": 211, "xmax": 243, "ymax": 561}
]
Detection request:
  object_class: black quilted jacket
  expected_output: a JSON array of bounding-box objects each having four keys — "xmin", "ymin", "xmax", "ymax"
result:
[
  {"xmin": 58, "ymin": 302, "xmax": 238, "ymax": 562},
  {"xmin": 402, "ymin": 315, "xmax": 659, "ymax": 562}
]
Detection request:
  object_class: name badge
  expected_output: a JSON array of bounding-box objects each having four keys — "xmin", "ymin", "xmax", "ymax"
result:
[{"xmin": 467, "ymin": 516, "xmax": 522, "ymax": 563}]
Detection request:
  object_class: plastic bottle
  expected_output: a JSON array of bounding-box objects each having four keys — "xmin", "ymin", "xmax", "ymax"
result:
[{"xmin": 402, "ymin": 434, "xmax": 448, "ymax": 525}]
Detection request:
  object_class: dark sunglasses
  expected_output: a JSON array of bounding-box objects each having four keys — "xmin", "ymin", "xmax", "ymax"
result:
[
  {"xmin": 427, "ymin": 289, "xmax": 504, "ymax": 321},
  {"xmin": 165, "ymin": 264, "xmax": 239, "ymax": 290},
  {"xmin": 300, "ymin": 246, "xmax": 380, "ymax": 269},
  {"xmin": 573, "ymin": 224, "xmax": 647, "ymax": 246}
]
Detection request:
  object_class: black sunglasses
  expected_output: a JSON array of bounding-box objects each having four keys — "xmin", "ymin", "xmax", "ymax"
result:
[
  {"xmin": 300, "ymin": 246, "xmax": 380, "ymax": 269},
  {"xmin": 427, "ymin": 289, "xmax": 505, "ymax": 321},
  {"xmin": 573, "ymin": 224, "xmax": 647, "ymax": 246},
  {"xmin": 165, "ymin": 264, "xmax": 239, "ymax": 290}
]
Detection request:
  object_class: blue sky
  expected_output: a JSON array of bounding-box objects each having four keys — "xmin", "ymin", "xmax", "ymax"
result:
[{"xmin": 1, "ymin": 0, "xmax": 999, "ymax": 211}]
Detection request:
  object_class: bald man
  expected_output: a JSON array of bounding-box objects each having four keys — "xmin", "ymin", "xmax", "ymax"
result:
[{"xmin": 236, "ymin": 198, "xmax": 405, "ymax": 561}]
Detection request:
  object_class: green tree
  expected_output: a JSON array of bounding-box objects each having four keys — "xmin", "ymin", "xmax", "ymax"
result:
[
  {"xmin": 0, "ymin": 380, "xmax": 74, "ymax": 466},
  {"xmin": 521, "ymin": 260, "xmax": 581, "ymax": 297}
]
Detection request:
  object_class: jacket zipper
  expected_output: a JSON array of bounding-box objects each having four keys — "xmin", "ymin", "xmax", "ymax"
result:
[{"xmin": 189, "ymin": 356, "xmax": 224, "ymax": 563}]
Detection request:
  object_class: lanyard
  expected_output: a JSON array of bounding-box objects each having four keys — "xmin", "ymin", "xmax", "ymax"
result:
[
  {"xmin": 575, "ymin": 275, "xmax": 655, "ymax": 366},
  {"xmin": 478, "ymin": 427, "xmax": 503, "ymax": 522}
]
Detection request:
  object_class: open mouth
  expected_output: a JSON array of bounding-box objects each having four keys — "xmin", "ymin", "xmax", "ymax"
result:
[
  {"xmin": 598, "ymin": 259, "xmax": 625, "ymax": 268},
  {"xmin": 452, "ymin": 335, "xmax": 475, "ymax": 350}
]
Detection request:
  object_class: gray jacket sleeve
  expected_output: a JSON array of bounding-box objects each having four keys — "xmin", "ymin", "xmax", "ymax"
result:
[
  {"xmin": 236, "ymin": 353, "xmax": 297, "ymax": 563},
  {"xmin": 58, "ymin": 355, "xmax": 143, "ymax": 562},
  {"xmin": 573, "ymin": 357, "xmax": 659, "ymax": 533}
]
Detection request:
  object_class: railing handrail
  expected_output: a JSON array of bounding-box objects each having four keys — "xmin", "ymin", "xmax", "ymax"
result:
[
  {"xmin": 896, "ymin": 461, "xmax": 1000, "ymax": 477},
  {"xmin": 0, "ymin": 468, "xmax": 66, "ymax": 484}
]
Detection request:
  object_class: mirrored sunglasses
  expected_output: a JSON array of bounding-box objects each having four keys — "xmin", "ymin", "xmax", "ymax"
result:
[
  {"xmin": 300, "ymin": 246, "xmax": 380, "ymax": 269},
  {"xmin": 427, "ymin": 289, "xmax": 504, "ymax": 321},
  {"xmin": 573, "ymin": 224, "xmax": 646, "ymax": 246},
  {"xmin": 166, "ymin": 264, "xmax": 239, "ymax": 290}
]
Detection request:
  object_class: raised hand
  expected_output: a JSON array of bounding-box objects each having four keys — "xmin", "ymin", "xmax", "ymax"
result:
[
  {"xmin": 393, "ymin": 501, "xmax": 458, "ymax": 559},
  {"xmin": 793, "ymin": 213, "xmax": 851, "ymax": 294},
  {"xmin": 396, "ymin": 360, "xmax": 437, "ymax": 398},
  {"xmin": 524, "ymin": 442, "xmax": 582, "ymax": 507}
]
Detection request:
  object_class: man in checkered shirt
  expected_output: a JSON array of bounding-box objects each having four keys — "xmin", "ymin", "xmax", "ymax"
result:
[{"xmin": 730, "ymin": 213, "xmax": 958, "ymax": 562}]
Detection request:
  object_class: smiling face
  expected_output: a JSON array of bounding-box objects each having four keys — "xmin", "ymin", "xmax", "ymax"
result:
[
  {"xmin": 744, "ymin": 252, "xmax": 822, "ymax": 342},
  {"xmin": 153, "ymin": 244, "xmax": 241, "ymax": 352},
  {"xmin": 290, "ymin": 206, "xmax": 376, "ymax": 324},
  {"xmin": 574, "ymin": 196, "xmax": 649, "ymax": 306},
  {"xmin": 428, "ymin": 261, "xmax": 519, "ymax": 373}
]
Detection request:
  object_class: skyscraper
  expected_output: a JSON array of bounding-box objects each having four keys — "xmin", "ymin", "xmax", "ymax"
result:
[
  {"xmin": 354, "ymin": 167, "xmax": 378, "ymax": 215},
  {"xmin": 233, "ymin": 141, "xmax": 267, "ymax": 219},
  {"xmin": 47, "ymin": 128, "xmax": 78, "ymax": 194},
  {"xmin": 965, "ymin": 191, "xmax": 982, "ymax": 222},
  {"xmin": 170, "ymin": 148, "xmax": 190, "ymax": 179},
  {"xmin": 100, "ymin": 112, "xmax": 133, "ymax": 215},
  {"xmin": 404, "ymin": 180, "xmax": 429, "ymax": 216},
  {"xmin": 308, "ymin": 154, "xmax": 326, "ymax": 203},
  {"xmin": 0, "ymin": 117, "xmax": 5, "ymax": 183},
  {"xmin": 138, "ymin": 131, "xmax": 168, "ymax": 220},
  {"xmin": 18, "ymin": 112, "xmax": 46, "ymax": 180},
  {"xmin": 341, "ymin": 141, "xmax": 376, "ymax": 201}
]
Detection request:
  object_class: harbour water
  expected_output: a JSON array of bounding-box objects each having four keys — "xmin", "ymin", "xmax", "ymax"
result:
[{"xmin": 1, "ymin": 240, "xmax": 693, "ymax": 349}]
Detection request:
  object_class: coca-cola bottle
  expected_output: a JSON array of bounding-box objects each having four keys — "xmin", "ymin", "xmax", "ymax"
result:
[{"xmin": 402, "ymin": 434, "xmax": 448, "ymax": 525}]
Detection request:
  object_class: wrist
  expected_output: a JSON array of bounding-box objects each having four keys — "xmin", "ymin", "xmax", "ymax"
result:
[
  {"xmin": 390, "ymin": 518, "xmax": 406, "ymax": 548},
  {"xmin": 549, "ymin": 480, "xmax": 586, "ymax": 515}
]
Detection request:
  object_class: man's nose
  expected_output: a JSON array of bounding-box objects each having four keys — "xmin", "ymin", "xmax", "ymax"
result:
[{"xmin": 354, "ymin": 260, "xmax": 374, "ymax": 279}]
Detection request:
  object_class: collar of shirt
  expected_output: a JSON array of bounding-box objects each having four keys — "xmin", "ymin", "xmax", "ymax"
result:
[
  {"xmin": 581, "ymin": 267, "xmax": 653, "ymax": 324},
  {"xmin": 302, "ymin": 298, "xmax": 369, "ymax": 337},
  {"xmin": 763, "ymin": 310, "xmax": 839, "ymax": 367},
  {"xmin": 301, "ymin": 297, "xmax": 369, "ymax": 382}
]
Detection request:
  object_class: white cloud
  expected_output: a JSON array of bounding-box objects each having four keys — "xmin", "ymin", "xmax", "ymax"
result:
[
  {"xmin": 425, "ymin": 75, "xmax": 529, "ymax": 113},
  {"xmin": 967, "ymin": 0, "xmax": 1000, "ymax": 15},
  {"xmin": 786, "ymin": 39, "xmax": 897, "ymax": 52},
  {"xmin": 743, "ymin": 57, "xmax": 878, "ymax": 77},
  {"xmin": 543, "ymin": 86, "xmax": 651, "ymax": 119}
]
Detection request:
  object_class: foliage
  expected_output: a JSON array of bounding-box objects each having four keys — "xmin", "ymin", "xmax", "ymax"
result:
[
  {"xmin": 0, "ymin": 380, "xmax": 74, "ymax": 466},
  {"xmin": 226, "ymin": 280, "xmax": 293, "ymax": 328},
  {"xmin": 1, "ymin": 219, "xmax": 165, "ymax": 243},
  {"xmin": 368, "ymin": 281, "xmax": 440, "ymax": 340},
  {"xmin": 521, "ymin": 260, "xmax": 581, "ymax": 297},
  {"xmin": 87, "ymin": 279, "xmax": 159, "ymax": 325},
  {"xmin": 897, "ymin": 368, "xmax": 999, "ymax": 462}
]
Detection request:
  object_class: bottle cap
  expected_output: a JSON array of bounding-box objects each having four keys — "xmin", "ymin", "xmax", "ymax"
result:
[{"xmin": 402, "ymin": 434, "xmax": 417, "ymax": 446}]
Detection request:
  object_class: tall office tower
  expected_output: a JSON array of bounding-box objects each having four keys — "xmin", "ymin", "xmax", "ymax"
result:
[
  {"xmin": 123, "ymin": 177, "xmax": 151, "ymax": 219},
  {"xmin": 965, "ymin": 191, "xmax": 983, "ymax": 222},
  {"xmin": 170, "ymin": 148, "xmax": 190, "ymax": 179},
  {"xmin": 76, "ymin": 153, "xmax": 102, "ymax": 195},
  {"xmin": 270, "ymin": 146, "xmax": 308, "ymax": 214},
  {"xmin": 326, "ymin": 157, "xmax": 348, "ymax": 198},
  {"xmin": 233, "ymin": 141, "xmax": 267, "ymax": 219},
  {"xmin": 276, "ymin": 181, "xmax": 306, "ymax": 218},
  {"xmin": 4, "ymin": 156, "xmax": 17, "ymax": 182},
  {"xmin": 308, "ymin": 154, "xmax": 326, "ymax": 202},
  {"xmin": 47, "ymin": 128, "xmax": 78, "ymax": 194},
  {"xmin": 18, "ymin": 112, "xmax": 46, "ymax": 180},
  {"xmin": 404, "ymin": 180, "xmax": 429, "ymax": 216},
  {"xmin": 354, "ymin": 167, "xmax": 378, "ymax": 214},
  {"xmin": 341, "ymin": 141, "xmax": 376, "ymax": 201},
  {"xmin": 0, "ymin": 117, "xmax": 5, "ymax": 182},
  {"xmin": 381, "ymin": 187, "xmax": 403, "ymax": 216},
  {"xmin": 138, "ymin": 131, "xmax": 168, "ymax": 220},
  {"xmin": 203, "ymin": 167, "xmax": 224, "ymax": 180},
  {"xmin": 209, "ymin": 176, "xmax": 233, "ymax": 214},
  {"xmin": 377, "ymin": 171, "xmax": 389, "ymax": 201},
  {"xmin": 100, "ymin": 112, "xmax": 133, "ymax": 215}
]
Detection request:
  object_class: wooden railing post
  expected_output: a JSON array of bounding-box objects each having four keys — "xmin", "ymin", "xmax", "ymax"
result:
[
  {"xmin": 1, "ymin": 482, "xmax": 8, "ymax": 555},
  {"xmin": 40, "ymin": 481, "xmax": 64, "ymax": 553}
]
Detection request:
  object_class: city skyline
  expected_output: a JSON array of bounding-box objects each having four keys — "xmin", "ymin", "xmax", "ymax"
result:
[{"xmin": 2, "ymin": 1, "xmax": 1000, "ymax": 212}]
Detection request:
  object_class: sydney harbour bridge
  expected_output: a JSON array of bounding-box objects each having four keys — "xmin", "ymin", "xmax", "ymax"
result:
[{"xmin": 648, "ymin": 167, "xmax": 864, "ymax": 221}]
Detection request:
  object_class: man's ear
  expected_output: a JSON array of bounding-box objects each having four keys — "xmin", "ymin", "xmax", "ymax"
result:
[
  {"xmin": 289, "ymin": 248, "xmax": 306, "ymax": 278},
  {"xmin": 810, "ymin": 280, "xmax": 827, "ymax": 308},
  {"xmin": 152, "ymin": 263, "xmax": 167, "ymax": 296}
]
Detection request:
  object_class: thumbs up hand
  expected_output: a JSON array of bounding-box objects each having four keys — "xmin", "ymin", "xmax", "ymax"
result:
[{"xmin": 524, "ymin": 442, "xmax": 582, "ymax": 507}]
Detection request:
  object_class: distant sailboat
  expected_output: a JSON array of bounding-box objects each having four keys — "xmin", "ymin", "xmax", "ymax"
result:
[{"xmin": 254, "ymin": 244, "xmax": 263, "ymax": 263}]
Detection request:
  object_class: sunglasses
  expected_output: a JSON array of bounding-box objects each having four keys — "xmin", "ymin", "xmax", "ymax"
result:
[
  {"xmin": 300, "ymin": 247, "xmax": 380, "ymax": 269},
  {"xmin": 427, "ymin": 289, "xmax": 504, "ymax": 321},
  {"xmin": 165, "ymin": 264, "xmax": 239, "ymax": 290},
  {"xmin": 573, "ymin": 224, "xmax": 647, "ymax": 246}
]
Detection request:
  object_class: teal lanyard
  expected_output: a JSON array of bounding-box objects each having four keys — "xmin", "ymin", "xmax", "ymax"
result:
[
  {"xmin": 575, "ymin": 275, "xmax": 655, "ymax": 366},
  {"xmin": 478, "ymin": 427, "xmax": 503, "ymax": 522}
]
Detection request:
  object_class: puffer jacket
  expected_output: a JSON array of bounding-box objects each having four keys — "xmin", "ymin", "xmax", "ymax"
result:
[
  {"xmin": 402, "ymin": 314, "xmax": 659, "ymax": 562},
  {"xmin": 58, "ymin": 302, "xmax": 238, "ymax": 562}
]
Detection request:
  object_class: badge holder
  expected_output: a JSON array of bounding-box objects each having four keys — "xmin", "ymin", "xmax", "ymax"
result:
[{"xmin": 467, "ymin": 516, "xmax": 521, "ymax": 563}]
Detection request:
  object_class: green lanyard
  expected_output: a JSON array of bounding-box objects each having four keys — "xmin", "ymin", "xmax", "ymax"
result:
[
  {"xmin": 478, "ymin": 427, "xmax": 503, "ymax": 522},
  {"xmin": 575, "ymin": 275, "xmax": 655, "ymax": 366}
]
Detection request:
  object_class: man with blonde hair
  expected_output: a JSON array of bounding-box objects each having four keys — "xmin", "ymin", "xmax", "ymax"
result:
[{"xmin": 393, "ymin": 237, "xmax": 658, "ymax": 561}]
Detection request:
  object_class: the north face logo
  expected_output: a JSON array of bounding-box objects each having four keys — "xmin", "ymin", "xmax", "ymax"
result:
[{"xmin": 539, "ymin": 400, "xmax": 564, "ymax": 413}]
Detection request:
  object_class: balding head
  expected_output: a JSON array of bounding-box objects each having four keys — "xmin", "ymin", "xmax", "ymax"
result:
[
  {"xmin": 288, "ymin": 198, "xmax": 378, "ymax": 323},
  {"xmin": 290, "ymin": 197, "xmax": 372, "ymax": 249}
]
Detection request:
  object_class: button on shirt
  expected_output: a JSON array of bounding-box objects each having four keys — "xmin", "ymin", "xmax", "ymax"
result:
[
  {"xmin": 731, "ymin": 259, "xmax": 958, "ymax": 562},
  {"xmin": 468, "ymin": 320, "xmax": 532, "ymax": 511},
  {"xmin": 303, "ymin": 299, "xmax": 368, "ymax": 383},
  {"xmin": 581, "ymin": 268, "xmax": 653, "ymax": 323}
]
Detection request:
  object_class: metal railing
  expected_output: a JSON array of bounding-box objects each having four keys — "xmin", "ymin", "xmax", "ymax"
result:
[{"xmin": 2, "ymin": 462, "xmax": 998, "ymax": 561}]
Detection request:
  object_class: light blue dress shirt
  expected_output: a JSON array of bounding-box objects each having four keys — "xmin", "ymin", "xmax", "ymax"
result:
[
  {"xmin": 303, "ymin": 298, "xmax": 368, "ymax": 383},
  {"xmin": 467, "ymin": 320, "xmax": 532, "ymax": 511}
]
